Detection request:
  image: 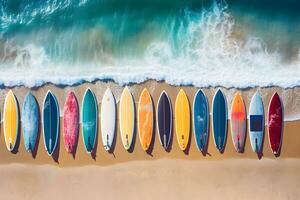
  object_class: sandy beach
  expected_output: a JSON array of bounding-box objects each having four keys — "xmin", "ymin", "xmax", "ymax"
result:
[
  {"xmin": 1, "ymin": 159, "xmax": 300, "ymax": 200},
  {"xmin": 0, "ymin": 80, "xmax": 300, "ymax": 199}
]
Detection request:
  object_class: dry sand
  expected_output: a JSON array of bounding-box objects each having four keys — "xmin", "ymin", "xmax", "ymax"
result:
[
  {"xmin": 1, "ymin": 159, "xmax": 300, "ymax": 200},
  {"xmin": 0, "ymin": 80, "xmax": 299, "ymax": 199}
]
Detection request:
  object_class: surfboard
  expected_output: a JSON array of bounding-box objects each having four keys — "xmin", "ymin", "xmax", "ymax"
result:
[
  {"xmin": 230, "ymin": 92, "xmax": 246, "ymax": 153},
  {"xmin": 81, "ymin": 88, "xmax": 98, "ymax": 154},
  {"xmin": 63, "ymin": 91, "xmax": 79, "ymax": 154},
  {"xmin": 175, "ymin": 89, "xmax": 190, "ymax": 151},
  {"xmin": 119, "ymin": 87, "xmax": 135, "ymax": 150},
  {"xmin": 157, "ymin": 91, "xmax": 172, "ymax": 150},
  {"xmin": 249, "ymin": 92, "xmax": 264, "ymax": 153},
  {"xmin": 212, "ymin": 89, "xmax": 228, "ymax": 152},
  {"xmin": 138, "ymin": 88, "xmax": 153, "ymax": 151},
  {"xmin": 43, "ymin": 90, "xmax": 60, "ymax": 156},
  {"xmin": 268, "ymin": 92, "xmax": 283, "ymax": 155},
  {"xmin": 3, "ymin": 90, "xmax": 19, "ymax": 152},
  {"xmin": 22, "ymin": 91, "xmax": 39, "ymax": 152},
  {"xmin": 101, "ymin": 88, "xmax": 116, "ymax": 151},
  {"xmin": 193, "ymin": 89, "xmax": 209, "ymax": 152}
]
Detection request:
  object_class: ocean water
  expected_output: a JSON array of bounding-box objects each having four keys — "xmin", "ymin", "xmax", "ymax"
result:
[
  {"xmin": 0, "ymin": 0, "xmax": 300, "ymax": 120},
  {"xmin": 1, "ymin": 0, "xmax": 300, "ymax": 88}
]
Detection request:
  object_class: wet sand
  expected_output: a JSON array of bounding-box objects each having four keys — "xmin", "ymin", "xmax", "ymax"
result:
[{"xmin": 0, "ymin": 80, "xmax": 299, "ymax": 199}]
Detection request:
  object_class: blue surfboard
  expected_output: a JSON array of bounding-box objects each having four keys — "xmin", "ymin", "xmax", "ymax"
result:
[
  {"xmin": 43, "ymin": 90, "xmax": 60, "ymax": 156},
  {"xmin": 81, "ymin": 88, "xmax": 98, "ymax": 153},
  {"xmin": 22, "ymin": 92, "xmax": 39, "ymax": 152},
  {"xmin": 193, "ymin": 89, "xmax": 209, "ymax": 152},
  {"xmin": 212, "ymin": 89, "xmax": 227, "ymax": 152}
]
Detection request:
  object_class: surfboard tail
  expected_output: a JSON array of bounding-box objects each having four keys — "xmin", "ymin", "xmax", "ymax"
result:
[
  {"xmin": 163, "ymin": 134, "xmax": 167, "ymax": 150},
  {"xmin": 49, "ymin": 138, "xmax": 52, "ymax": 154}
]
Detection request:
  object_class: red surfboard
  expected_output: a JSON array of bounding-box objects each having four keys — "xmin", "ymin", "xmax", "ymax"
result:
[
  {"xmin": 63, "ymin": 91, "xmax": 79, "ymax": 154},
  {"xmin": 268, "ymin": 92, "xmax": 283, "ymax": 155}
]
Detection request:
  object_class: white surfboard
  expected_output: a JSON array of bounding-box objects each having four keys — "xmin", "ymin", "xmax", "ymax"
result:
[
  {"xmin": 249, "ymin": 92, "xmax": 264, "ymax": 153},
  {"xmin": 101, "ymin": 88, "xmax": 116, "ymax": 151}
]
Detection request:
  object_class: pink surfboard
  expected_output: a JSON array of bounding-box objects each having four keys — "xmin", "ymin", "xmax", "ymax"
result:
[
  {"xmin": 63, "ymin": 91, "xmax": 79, "ymax": 154},
  {"xmin": 268, "ymin": 92, "xmax": 283, "ymax": 155}
]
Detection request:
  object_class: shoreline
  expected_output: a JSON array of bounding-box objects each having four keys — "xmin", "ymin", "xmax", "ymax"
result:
[{"xmin": 0, "ymin": 80, "xmax": 299, "ymax": 167}]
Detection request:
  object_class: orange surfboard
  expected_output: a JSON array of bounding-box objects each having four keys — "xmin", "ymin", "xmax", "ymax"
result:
[
  {"xmin": 230, "ymin": 92, "xmax": 246, "ymax": 152},
  {"xmin": 138, "ymin": 88, "xmax": 154, "ymax": 151}
]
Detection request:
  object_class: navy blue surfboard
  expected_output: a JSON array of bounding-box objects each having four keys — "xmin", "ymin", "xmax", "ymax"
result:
[
  {"xmin": 212, "ymin": 89, "xmax": 227, "ymax": 152},
  {"xmin": 193, "ymin": 90, "xmax": 209, "ymax": 152},
  {"xmin": 157, "ymin": 91, "xmax": 172, "ymax": 150},
  {"xmin": 43, "ymin": 91, "xmax": 60, "ymax": 156}
]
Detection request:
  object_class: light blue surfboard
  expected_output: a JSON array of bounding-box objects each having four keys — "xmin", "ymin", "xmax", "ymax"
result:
[
  {"xmin": 249, "ymin": 92, "xmax": 264, "ymax": 153},
  {"xmin": 22, "ymin": 92, "xmax": 39, "ymax": 152},
  {"xmin": 193, "ymin": 89, "xmax": 209, "ymax": 152}
]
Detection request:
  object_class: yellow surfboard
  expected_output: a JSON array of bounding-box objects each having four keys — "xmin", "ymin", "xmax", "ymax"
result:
[
  {"xmin": 138, "ymin": 88, "xmax": 153, "ymax": 151},
  {"xmin": 175, "ymin": 89, "xmax": 190, "ymax": 151},
  {"xmin": 3, "ymin": 90, "xmax": 19, "ymax": 151},
  {"xmin": 119, "ymin": 87, "xmax": 135, "ymax": 150}
]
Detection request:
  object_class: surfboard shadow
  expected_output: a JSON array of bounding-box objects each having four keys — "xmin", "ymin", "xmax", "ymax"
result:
[
  {"xmin": 70, "ymin": 96, "xmax": 80, "ymax": 160},
  {"xmin": 107, "ymin": 102, "xmax": 118, "ymax": 156},
  {"xmin": 201, "ymin": 117, "xmax": 211, "ymax": 157},
  {"xmin": 91, "ymin": 124, "xmax": 99, "ymax": 160},
  {"xmin": 51, "ymin": 127, "xmax": 60, "ymax": 163},
  {"xmin": 11, "ymin": 96, "xmax": 21, "ymax": 154},
  {"xmin": 146, "ymin": 96, "xmax": 155, "ymax": 157},
  {"xmin": 31, "ymin": 102, "xmax": 41, "ymax": 159},
  {"xmin": 183, "ymin": 99, "xmax": 192, "ymax": 156},
  {"xmin": 71, "ymin": 124, "xmax": 80, "ymax": 160},
  {"xmin": 257, "ymin": 127, "xmax": 265, "ymax": 160},
  {"xmin": 218, "ymin": 119, "xmax": 229, "ymax": 154},
  {"xmin": 127, "ymin": 102, "xmax": 136, "ymax": 154}
]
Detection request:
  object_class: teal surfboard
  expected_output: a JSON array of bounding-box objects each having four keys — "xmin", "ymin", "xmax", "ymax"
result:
[
  {"xmin": 212, "ymin": 89, "xmax": 228, "ymax": 152},
  {"xmin": 43, "ymin": 90, "xmax": 60, "ymax": 156},
  {"xmin": 81, "ymin": 88, "xmax": 98, "ymax": 153},
  {"xmin": 22, "ymin": 92, "xmax": 39, "ymax": 152}
]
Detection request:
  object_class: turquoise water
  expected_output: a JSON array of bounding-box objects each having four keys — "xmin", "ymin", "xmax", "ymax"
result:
[{"xmin": 0, "ymin": 0, "xmax": 300, "ymax": 87}]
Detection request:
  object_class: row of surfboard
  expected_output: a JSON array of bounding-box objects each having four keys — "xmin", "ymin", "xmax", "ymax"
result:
[{"xmin": 2, "ymin": 87, "xmax": 283, "ymax": 156}]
